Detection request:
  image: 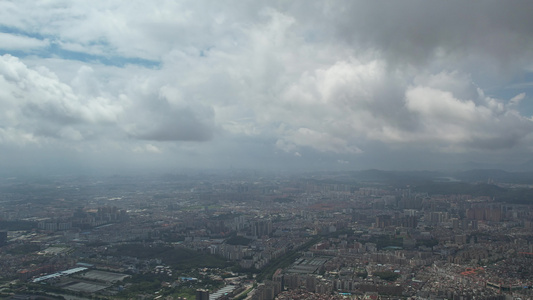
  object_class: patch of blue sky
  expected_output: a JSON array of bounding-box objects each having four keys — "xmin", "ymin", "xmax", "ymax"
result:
[
  {"xmin": 0, "ymin": 46, "xmax": 161, "ymax": 69},
  {"xmin": 508, "ymin": 72, "xmax": 533, "ymax": 90},
  {"xmin": 509, "ymin": 72, "xmax": 533, "ymax": 117},
  {"xmin": 0, "ymin": 24, "xmax": 46, "ymax": 40},
  {"xmin": 0, "ymin": 25, "xmax": 160, "ymax": 68},
  {"xmin": 485, "ymin": 72, "xmax": 533, "ymax": 96},
  {"xmin": 46, "ymin": 42, "xmax": 161, "ymax": 68},
  {"xmin": 199, "ymin": 45, "xmax": 215, "ymax": 57},
  {"xmin": 484, "ymin": 71, "xmax": 533, "ymax": 116}
]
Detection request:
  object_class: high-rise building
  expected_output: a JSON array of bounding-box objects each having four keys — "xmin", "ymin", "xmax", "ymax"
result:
[
  {"xmin": 196, "ymin": 289, "xmax": 209, "ymax": 300},
  {"xmin": 375, "ymin": 215, "xmax": 391, "ymax": 228},
  {"xmin": 251, "ymin": 219, "xmax": 272, "ymax": 237}
]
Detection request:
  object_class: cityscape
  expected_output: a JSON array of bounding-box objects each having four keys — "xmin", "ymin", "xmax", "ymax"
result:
[
  {"xmin": 1, "ymin": 170, "xmax": 533, "ymax": 299},
  {"xmin": 1, "ymin": 1, "xmax": 533, "ymax": 299}
]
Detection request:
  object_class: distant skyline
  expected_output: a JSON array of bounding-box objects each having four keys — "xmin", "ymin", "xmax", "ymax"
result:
[{"xmin": 1, "ymin": 1, "xmax": 533, "ymax": 175}]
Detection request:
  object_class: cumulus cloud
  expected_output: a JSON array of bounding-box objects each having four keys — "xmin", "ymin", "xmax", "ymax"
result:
[
  {"xmin": 0, "ymin": 1, "xmax": 533, "ymax": 172},
  {"xmin": 117, "ymin": 74, "xmax": 217, "ymax": 142},
  {"xmin": 271, "ymin": 57, "xmax": 533, "ymax": 153},
  {"xmin": 0, "ymin": 54, "xmax": 219, "ymax": 146},
  {"xmin": 0, "ymin": 55, "xmax": 123, "ymax": 144},
  {"xmin": 402, "ymin": 86, "xmax": 532, "ymax": 150}
]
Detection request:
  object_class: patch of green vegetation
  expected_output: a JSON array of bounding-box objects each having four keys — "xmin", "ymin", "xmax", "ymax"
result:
[
  {"xmin": 226, "ymin": 235, "xmax": 252, "ymax": 246},
  {"xmin": 183, "ymin": 205, "xmax": 205, "ymax": 211},
  {"xmin": 121, "ymin": 277, "xmax": 161, "ymax": 295},
  {"xmin": 118, "ymin": 273, "xmax": 223, "ymax": 299},
  {"xmin": 367, "ymin": 236, "xmax": 403, "ymax": 250},
  {"xmin": 373, "ymin": 271, "xmax": 400, "ymax": 282},
  {"xmin": 416, "ymin": 238, "xmax": 438, "ymax": 248},
  {"xmin": 211, "ymin": 213, "xmax": 239, "ymax": 220},
  {"xmin": 356, "ymin": 269, "xmax": 368, "ymax": 279},
  {"xmin": 109, "ymin": 244, "xmax": 232, "ymax": 270},
  {"xmin": 7, "ymin": 243, "xmax": 41, "ymax": 255}
]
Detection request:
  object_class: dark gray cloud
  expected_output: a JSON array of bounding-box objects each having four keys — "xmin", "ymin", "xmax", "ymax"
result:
[
  {"xmin": 306, "ymin": 1, "xmax": 533, "ymax": 67},
  {"xmin": 128, "ymin": 104, "xmax": 215, "ymax": 142}
]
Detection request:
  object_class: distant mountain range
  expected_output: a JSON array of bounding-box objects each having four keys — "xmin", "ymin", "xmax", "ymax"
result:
[
  {"xmin": 301, "ymin": 168, "xmax": 533, "ymax": 204},
  {"xmin": 349, "ymin": 169, "xmax": 533, "ymax": 185}
]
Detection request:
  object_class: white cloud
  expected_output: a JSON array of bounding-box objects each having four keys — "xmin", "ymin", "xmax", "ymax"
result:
[
  {"xmin": 510, "ymin": 92, "xmax": 526, "ymax": 105},
  {"xmin": 0, "ymin": 55, "xmax": 122, "ymax": 145},
  {"xmin": 400, "ymin": 84, "xmax": 533, "ymax": 150},
  {"xmin": 0, "ymin": 1, "xmax": 533, "ymax": 172},
  {"xmin": 0, "ymin": 32, "xmax": 48, "ymax": 50}
]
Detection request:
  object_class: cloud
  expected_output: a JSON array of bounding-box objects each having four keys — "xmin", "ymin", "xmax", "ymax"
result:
[
  {"xmin": 271, "ymin": 58, "xmax": 533, "ymax": 153},
  {"xmin": 118, "ymin": 76, "xmax": 217, "ymax": 142},
  {"xmin": 0, "ymin": 54, "xmax": 218, "ymax": 146},
  {"xmin": 400, "ymin": 84, "xmax": 533, "ymax": 150},
  {"xmin": 133, "ymin": 144, "xmax": 162, "ymax": 154},
  {"xmin": 510, "ymin": 92, "xmax": 526, "ymax": 105},
  {"xmin": 0, "ymin": 55, "xmax": 121, "ymax": 144},
  {"xmin": 276, "ymin": 127, "xmax": 363, "ymax": 154},
  {"xmin": 1, "ymin": 1, "xmax": 533, "ymax": 172},
  {"xmin": 126, "ymin": 102, "xmax": 215, "ymax": 142},
  {"xmin": 320, "ymin": 1, "xmax": 533, "ymax": 67},
  {"xmin": 0, "ymin": 32, "xmax": 48, "ymax": 50}
]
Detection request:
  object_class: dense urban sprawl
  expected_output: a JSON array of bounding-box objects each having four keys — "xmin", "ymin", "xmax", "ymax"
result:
[{"xmin": 0, "ymin": 171, "xmax": 532, "ymax": 300}]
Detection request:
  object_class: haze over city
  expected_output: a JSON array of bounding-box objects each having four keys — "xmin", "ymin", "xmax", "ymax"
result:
[
  {"xmin": 1, "ymin": 1, "xmax": 533, "ymax": 175},
  {"xmin": 5, "ymin": 3, "xmax": 533, "ymax": 299}
]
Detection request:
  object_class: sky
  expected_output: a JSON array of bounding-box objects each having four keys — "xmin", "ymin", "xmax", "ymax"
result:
[{"xmin": 1, "ymin": 1, "xmax": 533, "ymax": 175}]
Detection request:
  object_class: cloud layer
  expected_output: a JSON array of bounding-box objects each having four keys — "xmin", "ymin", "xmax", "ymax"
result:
[{"xmin": 0, "ymin": 1, "xmax": 532, "ymax": 173}]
